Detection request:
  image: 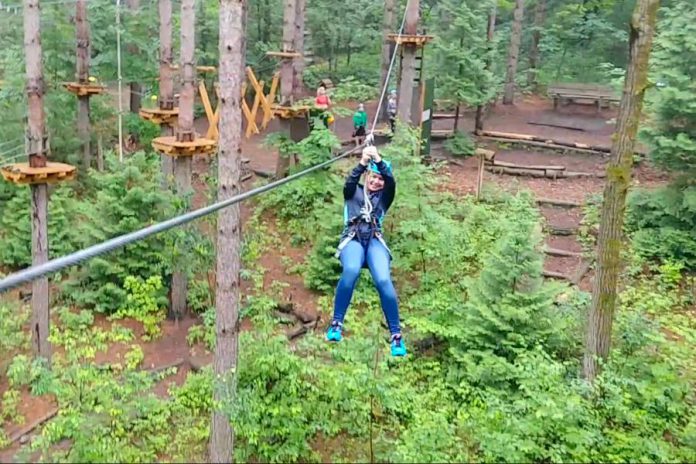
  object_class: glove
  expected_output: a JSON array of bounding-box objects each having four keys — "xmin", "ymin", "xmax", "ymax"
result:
[{"xmin": 360, "ymin": 149, "xmax": 372, "ymax": 166}]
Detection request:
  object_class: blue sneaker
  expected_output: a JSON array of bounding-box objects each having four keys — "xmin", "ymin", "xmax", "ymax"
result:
[
  {"xmin": 390, "ymin": 334, "xmax": 407, "ymax": 357},
  {"xmin": 326, "ymin": 321, "xmax": 343, "ymax": 342}
]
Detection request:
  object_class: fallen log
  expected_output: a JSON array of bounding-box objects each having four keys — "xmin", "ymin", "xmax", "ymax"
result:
[
  {"xmin": 480, "ymin": 129, "xmax": 611, "ymax": 153},
  {"xmin": 10, "ymin": 408, "xmax": 59, "ymax": 444},
  {"xmin": 544, "ymin": 247, "xmax": 584, "ymax": 258},
  {"xmin": 287, "ymin": 324, "xmax": 308, "ymax": 341},
  {"xmin": 542, "ymin": 270, "xmax": 572, "ymax": 280},
  {"xmin": 547, "ymin": 225, "xmax": 579, "ymax": 236},
  {"xmin": 536, "ymin": 197, "xmax": 583, "ymax": 208},
  {"xmin": 479, "ymin": 135, "xmax": 609, "ymax": 156},
  {"xmin": 572, "ymin": 260, "xmax": 593, "ymax": 285},
  {"xmin": 527, "ymin": 121, "xmax": 586, "ymax": 132},
  {"xmin": 491, "ymin": 159, "xmax": 566, "ymax": 171},
  {"xmin": 487, "ymin": 166, "xmax": 552, "ymax": 178}
]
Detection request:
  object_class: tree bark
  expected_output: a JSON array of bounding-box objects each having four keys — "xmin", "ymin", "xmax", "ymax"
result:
[
  {"xmin": 527, "ymin": 0, "xmax": 546, "ymax": 90},
  {"xmin": 280, "ymin": 0, "xmax": 295, "ymax": 105},
  {"xmin": 583, "ymin": 0, "xmax": 660, "ymax": 382},
  {"xmin": 503, "ymin": 0, "xmax": 524, "ymax": 105},
  {"xmin": 127, "ymin": 0, "xmax": 141, "ymax": 113},
  {"xmin": 397, "ymin": 0, "xmax": 419, "ymax": 124},
  {"xmin": 170, "ymin": 0, "xmax": 196, "ymax": 321},
  {"xmin": 75, "ymin": 0, "xmax": 91, "ymax": 169},
  {"xmin": 379, "ymin": 0, "xmax": 396, "ymax": 121},
  {"xmin": 292, "ymin": 0, "xmax": 305, "ymax": 98},
  {"xmin": 276, "ymin": 0, "xmax": 296, "ymax": 178},
  {"xmin": 475, "ymin": 5, "xmax": 496, "ymax": 133},
  {"xmin": 158, "ymin": 0, "xmax": 174, "ymax": 185},
  {"xmin": 210, "ymin": 0, "xmax": 246, "ymax": 461},
  {"xmin": 24, "ymin": 0, "xmax": 51, "ymax": 365}
]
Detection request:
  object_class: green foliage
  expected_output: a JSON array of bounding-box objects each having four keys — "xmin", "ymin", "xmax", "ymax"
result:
[
  {"xmin": 0, "ymin": 184, "xmax": 83, "ymax": 268},
  {"xmin": 0, "ymin": 301, "xmax": 30, "ymax": 362},
  {"xmin": 443, "ymin": 131, "xmax": 476, "ymax": 157},
  {"xmin": 111, "ymin": 276, "xmax": 166, "ymax": 341},
  {"xmin": 329, "ymin": 76, "xmax": 379, "ymax": 103},
  {"xmin": 626, "ymin": 184, "xmax": 696, "ymax": 270},
  {"xmin": 642, "ymin": 0, "xmax": 696, "ymax": 176},
  {"xmin": 124, "ymin": 113, "xmax": 161, "ymax": 149},
  {"xmin": 432, "ymin": 0, "xmax": 499, "ymax": 106}
]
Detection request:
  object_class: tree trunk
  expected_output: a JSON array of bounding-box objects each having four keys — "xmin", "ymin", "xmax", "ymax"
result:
[
  {"xmin": 527, "ymin": 0, "xmax": 546, "ymax": 90},
  {"xmin": 292, "ymin": 0, "xmax": 305, "ymax": 98},
  {"xmin": 210, "ymin": 1, "xmax": 246, "ymax": 461},
  {"xmin": 170, "ymin": 0, "xmax": 196, "ymax": 321},
  {"xmin": 583, "ymin": 0, "xmax": 660, "ymax": 382},
  {"xmin": 397, "ymin": 0, "xmax": 419, "ymax": 124},
  {"xmin": 127, "ymin": 0, "xmax": 141, "ymax": 113},
  {"xmin": 276, "ymin": 0, "xmax": 296, "ymax": 178},
  {"xmin": 280, "ymin": 0, "xmax": 295, "ymax": 105},
  {"xmin": 77, "ymin": 97, "xmax": 90, "ymax": 169},
  {"xmin": 379, "ymin": 0, "xmax": 396, "ymax": 121},
  {"xmin": 75, "ymin": 0, "xmax": 91, "ymax": 169},
  {"xmin": 262, "ymin": 0, "xmax": 271, "ymax": 43},
  {"xmin": 158, "ymin": 0, "xmax": 174, "ymax": 185},
  {"xmin": 475, "ymin": 5, "xmax": 497, "ymax": 133},
  {"xmin": 24, "ymin": 0, "xmax": 51, "ymax": 365},
  {"xmin": 503, "ymin": 0, "xmax": 524, "ymax": 105}
]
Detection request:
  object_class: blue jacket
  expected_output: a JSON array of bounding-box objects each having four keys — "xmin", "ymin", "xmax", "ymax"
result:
[{"xmin": 338, "ymin": 160, "xmax": 395, "ymax": 248}]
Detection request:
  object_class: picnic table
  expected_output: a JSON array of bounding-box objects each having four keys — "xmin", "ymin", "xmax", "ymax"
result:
[{"xmin": 547, "ymin": 83, "xmax": 620, "ymax": 111}]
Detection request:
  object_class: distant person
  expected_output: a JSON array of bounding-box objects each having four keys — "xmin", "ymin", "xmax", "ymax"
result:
[
  {"xmin": 352, "ymin": 103, "xmax": 368, "ymax": 147},
  {"xmin": 314, "ymin": 85, "xmax": 333, "ymax": 129},
  {"xmin": 386, "ymin": 89, "xmax": 397, "ymax": 133}
]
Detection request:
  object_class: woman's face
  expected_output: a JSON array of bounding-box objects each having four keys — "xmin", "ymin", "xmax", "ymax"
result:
[{"xmin": 367, "ymin": 172, "xmax": 384, "ymax": 192}]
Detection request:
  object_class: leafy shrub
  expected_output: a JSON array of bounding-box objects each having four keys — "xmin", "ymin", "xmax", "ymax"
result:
[
  {"xmin": 443, "ymin": 131, "xmax": 476, "ymax": 157},
  {"xmin": 329, "ymin": 76, "xmax": 379, "ymax": 103}
]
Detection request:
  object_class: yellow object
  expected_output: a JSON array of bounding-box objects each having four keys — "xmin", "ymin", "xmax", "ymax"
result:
[
  {"xmin": 151, "ymin": 95, "xmax": 158, "ymax": 101},
  {"xmin": 88, "ymin": 76, "xmax": 96, "ymax": 82},
  {"xmin": 327, "ymin": 114, "xmax": 335, "ymax": 124}
]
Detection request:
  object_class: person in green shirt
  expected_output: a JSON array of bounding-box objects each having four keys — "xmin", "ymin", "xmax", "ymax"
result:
[{"xmin": 352, "ymin": 103, "xmax": 368, "ymax": 147}]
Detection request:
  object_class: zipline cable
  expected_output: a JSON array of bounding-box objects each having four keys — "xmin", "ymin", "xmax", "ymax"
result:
[{"xmin": 0, "ymin": 144, "xmax": 363, "ymax": 292}]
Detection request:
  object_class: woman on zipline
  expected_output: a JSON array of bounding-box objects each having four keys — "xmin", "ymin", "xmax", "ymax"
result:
[{"xmin": 326, "ymin": 145, "xmax": 406, "ymax": 357}]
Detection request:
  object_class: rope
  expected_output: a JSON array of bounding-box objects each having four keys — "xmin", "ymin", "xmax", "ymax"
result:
[
  {"xmin": 368, "ymin": 0, "xmax": 409, "ymax": 138},
  {"xmin": 360, "ymin": 0, "xmax": 409, "ymax": 221},
  {"xmin": 0, "ymin": 144, "xmax": 364, "ymax": 293}
]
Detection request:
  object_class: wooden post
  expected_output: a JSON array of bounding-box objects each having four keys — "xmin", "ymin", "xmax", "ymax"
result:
[
  {"xmin": 292, "ymin": 0, "xmax": 305, "ymax": 98},
  {"xmin": 476, "ymin": 151, "xmax": 485, "ymax": 200},
  {"xmin": 502, "ymin": 0, "xmax": 524, "ymax": 105},
  {"xmin": 75, "ymin": 0, "xmax": 91, "ymax": 169},
  {"xmin": 379, "ymin": 0, "xmax": 396, "ymax": 121},
  {"xmin": 583, "ymin": 0, "xmax": 660, "ymax": 382},
  {"xmin": 24, "ymin": 0, "xmax": 51, "ymax": 364},
  {"xmin": 475, "ymin": 6, "xmax": 496, "ymax": 133},
  {"xmin": 158, "ymin": 0, "xmax": 174, "ymax": 185},
  {"xmin": 397, "ymin": 0, "xmax": 419, "ymax": 124},
  {"xmin": 210, "ymin": 0, "xmax": 245, "ymax": 461},
  {"xmin": 171, "ymin": 0, "xmax": 196, "ymax": 321}
]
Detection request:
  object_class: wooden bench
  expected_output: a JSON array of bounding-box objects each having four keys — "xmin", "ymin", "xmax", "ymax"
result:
[{"xmin": 547, "ymin": 83, "xmax": 620, "ymax": 111}]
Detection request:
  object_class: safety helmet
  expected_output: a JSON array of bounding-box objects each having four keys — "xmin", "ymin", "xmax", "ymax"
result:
[{"xmin": 369, "ymin": 159, "xmax": 392, "ymax": 175}]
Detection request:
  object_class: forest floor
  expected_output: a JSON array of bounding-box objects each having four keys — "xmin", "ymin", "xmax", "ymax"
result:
[{"xmin": 0, "ymin": 94, "xmax": 671, "ymax": 461}]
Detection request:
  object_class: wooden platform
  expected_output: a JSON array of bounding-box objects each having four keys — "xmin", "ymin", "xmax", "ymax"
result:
[
  {"xmin": 139, "ymin": 107, "xmax": 180, "ymax": 126},
  {"xmin": 388, "ymin": 33, "xmax": 434, "ymax": 46},
  {"xmin": 547, "ymin": 82, "xmax": 620, "ymax": 110},
  {"xmin": 151, "ymin": 136, "xmax": 218, "ymax": 158},
  {"xmin": 1, "ymin": 162, "xmax": 76, "ymax": 185},
  {"xmin": 271, "ymin": 104, "xmax": 310, "ymax": 119},
  {"xmin": 63, "ymin": 82, "xmax": 106, "ymax": 97}
]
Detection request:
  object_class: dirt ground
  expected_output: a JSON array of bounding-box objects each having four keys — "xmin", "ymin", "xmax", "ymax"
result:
[{"xmin": 0, "ymin": 93, "xmax": 671, "ymax": 461}]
